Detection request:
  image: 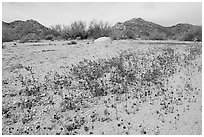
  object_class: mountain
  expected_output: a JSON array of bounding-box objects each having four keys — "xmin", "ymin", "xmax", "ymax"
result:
[
  {"xmin": 123, "ymin": 18, "xmax": 173, "ymax": 38},
  {"xmin": 111, "ymin": 18, "xmax": 202, "ymax": 41},
  {"xmin": 2, "ymin": 18, "xmax": 202, "ymax": 42},
  {"xmin": 2, "ymin": 19, "xmax": 51, "ymax": 40}
]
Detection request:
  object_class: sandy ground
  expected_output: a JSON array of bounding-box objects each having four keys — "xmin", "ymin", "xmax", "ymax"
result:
[{"xmin": 2, "ymin": 40, "xmax": 202, "ymax": 135}]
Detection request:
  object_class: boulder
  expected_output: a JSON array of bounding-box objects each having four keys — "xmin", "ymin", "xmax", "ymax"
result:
[
  {"xmin": 94, "ymin": 37, "xmax": 112, "ymax": 43},
  {"xmin": 76, "ymin": 37, "xmax": 81, "ymax": 40},
  {"xmin": 62, "ymin": 41, "xmax": 77, "ymax": 45}
]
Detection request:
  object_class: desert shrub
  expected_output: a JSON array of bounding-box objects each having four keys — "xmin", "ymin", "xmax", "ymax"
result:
[
  {"xmin": 50, "ymin": 24, "xmax": 71, "ymax": 40},
  {"xmin": 149, "ymin": 31, "xmax": 167, "ymax": 40},
  {"xmin": 19, "ymin": 33, "xmax": 40, "ymax": 43},
  {"xmin": 45, "ymin": 34, "xmax": 54, "ymax": 40},
  {"xmin": 109, "ymin": 30, "xmax": 127, "ymax": 40},
  {"xmin": 69, "ymin": 21, "xmax": 87, "ymax": 39},
  {"xmin": 2, "ymin": 28, "xmax": 15, "ymax": 42},
  {"xmin": 87, "ymin": 19, "xmax": 111, "ymax": 39},
  {"xmin": 70, "ymin": 59, "xmax": 110, "ymax": 97},
  {"xmin": 185, "ymin": 44, "xmax": 202, "ymax": 61},
  {"xmin": 179, "ymin": 28, "xmax": 202, "ymax": 41},
  {"xmin": 125, "ymin": 30, "xmax": 136, "ymax": 39},
  {"xmin": 61, "ymin": 27, "xmax": 70, "ymax": 40},
  {"xmin": 71, "ymin": 41, "xmax": 77, "ymax": 44},
  {"xmin": 109, "ymin": 33, "xmax": 117, "ymax": 40},
  {"xmin": 68, "ymin": 46, "xmax": 183, "ymax": 99},
  {"xmin": 50, "ymin": 24, "xmax": 62, "ymax": 36},
  {"xmin": 110, "ymin": 29, "xmax": 136, "ymax": 40}
]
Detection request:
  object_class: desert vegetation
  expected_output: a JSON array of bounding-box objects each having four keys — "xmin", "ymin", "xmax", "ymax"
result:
[
  {"xmin": 2, "ymin": 28, "xmax": 16, "ymax": 42},
  {"xmin": 2, "ymin": 40, "xmax": 202, "ymax": 134},
  {"xmin": 1, "ymin": 16, "xmax": 202, "ymax": 135},
  {"xmin": 2, "ymin": 18, "xmax": 202, "ymax": 42}
]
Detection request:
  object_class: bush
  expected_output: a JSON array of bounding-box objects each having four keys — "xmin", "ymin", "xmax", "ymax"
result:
[
  {"xmin": 110, "ymin": 30, "xmax": 127, "ymax": 40},
  {"xmin": 45, "ymin": 35, "xmax": 54, "ymax": 40},
  {"xmin": 19, "ymin": 33, "xmax": 40, "ymax": 43},
  {"xmin": 49, "ymin": 24, "xmax": 70, "ymax": 40},
  {"xmin": 149, "ymin": 31, "xmax": 167, "ymax": 40},
  {"xmin": 125, "ymin": 30, "xmax": 136, "ymax": 39},
  {"xmin": 49, "ymin": 24, "xmax": 62, "ymax": 37},
  {"xmin": 71, "ymin": 41, "xmax": 77, "ymax": 44},
  {"xmin": 69, "ymin": 21, "xmax": 87, "ymax": 39},
  {"xmin": 179, "ymin": 28, "xmax": 202, "ymax": 41},
  {"xmin": 2, "ymin": 28, "xmax": 15, "ymax": 42},
  {"xmin": 87, "ymin": 19, "xmax": 111, "ymax": 39},
  {"xmin": 110, "ymin": 30, "xmax": 136, "ymax": 40}
]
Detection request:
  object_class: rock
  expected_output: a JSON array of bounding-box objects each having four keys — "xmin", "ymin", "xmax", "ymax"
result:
[
  {"xmin": 94, "ymin": 37, "xmax": 112, "ymax": 43},
  {"xmin": 76, "ymin": 37, "xmax": 81, "ymax": 40},
  {"xmin": 63, "ymin": 41, "xmax": 77, "ymax": 45}
]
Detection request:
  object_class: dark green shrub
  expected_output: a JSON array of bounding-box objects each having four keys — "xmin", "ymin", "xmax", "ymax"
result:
[
  {"xmin": 110, "ymin": 29, "xmax": 136, "ymax": 40},
  {"xmin": 19, "ymin": 33, "xmax": 40, "ymax": 43},
  {"xmin": 45, "ymin": 35, "xmax": 54, "ymax": 40},
  {"xmin": 125, "ymin": 30, "xmax": 136, "ymax": 39},
  {"xmin": 71, "ymin": 41, "xmax": 77, "ymax": 44},
  {"xmin": 69, "ymin": 21, "xmax": 87, "ymax": 39},
  {"xmin": 87, "ymin": 19, "xmax": 111, "ymax": 39},
  {"xmin": 109, "ymin": 30, "xmax": 127, "ymax": 40},
  {"xmin": 2, "ymin": 28, "xmax": 15, "ymax": 42},
  {"xmin": 179, "ymin": 28, "xmax": 202, "ymax": 41},
  {"xmin": 149, "ymin": 31, "xmax": 167, "ymax": 40},
  {"xmin": 50, "ymin": 24, "xmax": 70, "ymax": 40}
]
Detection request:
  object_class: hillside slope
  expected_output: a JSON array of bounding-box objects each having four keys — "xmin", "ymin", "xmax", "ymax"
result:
[
  {"xmin": 2, "ymin": 19, "xmax": 51, "ymax": 41},
  {"xmin": 2, "ymin": 18, "xmax": 202, "ymax": 42},
  {"xmin": 111, "ymin": 18, "xmax": 202, "ymax": 41}
]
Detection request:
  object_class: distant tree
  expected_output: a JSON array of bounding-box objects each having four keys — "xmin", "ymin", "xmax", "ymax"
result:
[
  {"xmin": 87, "ymin": 19, "xmax": 111, "ymax": 39},
  {"xmin": 49, "ymin": 24, "xmax": 71, "ymax": 40},
  {"xmin": 50, "ymin": 24, "xmax": 62, "ymax": 37},
  {"xmin": 61, "ymin": 25, "xmax": 70, "ymax": 40},
  {"xmin": 69, "ymin": 21, "xmax": 87, "ymax": 39}
]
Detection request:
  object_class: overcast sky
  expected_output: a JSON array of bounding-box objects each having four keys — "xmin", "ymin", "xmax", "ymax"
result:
[{"xmin": 2, "ymin": 2, "xmax": 202, "ymax": 27}]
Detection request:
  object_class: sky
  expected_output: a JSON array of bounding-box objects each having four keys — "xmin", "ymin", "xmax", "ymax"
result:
[{"xmin": 2, "ymin": 2, "xmax": 202, "ymax": 27}]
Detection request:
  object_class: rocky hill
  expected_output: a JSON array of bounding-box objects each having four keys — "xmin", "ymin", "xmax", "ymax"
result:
[
  {"xmin": 111, "ymin": 18, "xmax": 202, "ymax": 41},
  {"xmin": 2, "ymin": 18, "xmax": 202, "ymax": 42},
  {"xmin": 2, "ymin": 19, "xmax": 51, "ymax": 41}
]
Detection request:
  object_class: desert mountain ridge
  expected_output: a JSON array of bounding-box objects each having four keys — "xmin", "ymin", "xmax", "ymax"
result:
[
  {"xmin": 2, "ymin": 18, "xmax": 202, "ymax": 41},
  {"xmin": 112, "ymin": 18, "xmax": 201, "ymax": 40}
]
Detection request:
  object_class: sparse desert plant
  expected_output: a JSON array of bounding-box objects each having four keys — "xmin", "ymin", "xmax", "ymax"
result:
[
  {"xmin": 149, "ymin": 31, "xmax": 167, "ymax": 40},
  {"xmin": 2, "ymin": 28, "xmax": 15, "ymax": 42},
  {"xmin": 179, "ymin": 27, "xmax": 202, "ymax": 41},
  {"xmin": 125, "ymin": 30, "xmax": 136, "ymax": 40},
  {"xmin": 109, "ymin": 29, "xmax": 128, "ymax": 40},
  {"xmin": 87, "ymin": 19, "xmax": 111, "ymax": 39},
  {"xmin": 45, "ymin": 34, "xmax": 54, "ymax": 40},
  {"xmin": 19, "ymin": 33, "xmax": 40, "ymax": 43},
  {"xmin": 2, "ymin": 40, "xmax": 201, "ymax": 135},
  {"xmin": 71, "ymin": 41, "xmax": 77, "ymax": 44},
  {"xmin": 50, "ymin": 24, "xmax": 70, "ymax": 40},
  {"xmin": 69, "ymin": 21, "xmax": 87, "ymax": 39}
]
